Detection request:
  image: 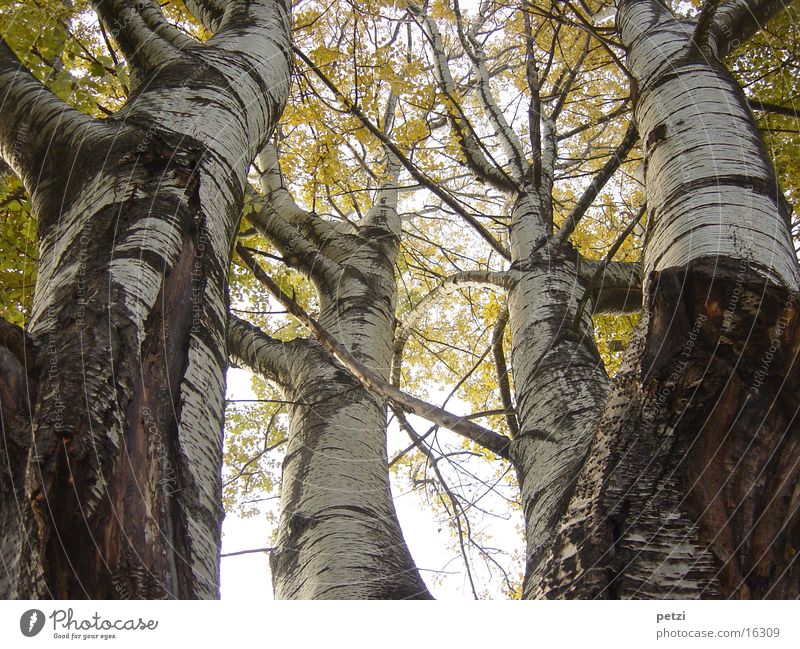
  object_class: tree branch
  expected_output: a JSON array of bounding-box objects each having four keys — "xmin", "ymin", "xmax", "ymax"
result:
[
  {"xmin": 691, "ymin": 0, "xmax": 723, "ymax": 51},
  {"xmin": 557, "ymin": 102, "xmax": 630, "ymax": 141},
  {"xmin": 522, "ymin": 2, "xmax": 543, "ymax": 183},
  {"xmin": 570, "ymin": 204, "xmax": 646, "ymax": 331},
  {"xmin": 578, "ymin": 259, "xmax": 643, "ymax": 314},
  {"xmin": 220, "ymin": 547, "xmax": 274, "ymax": 558},
  {"xmin": 392, "ymin": 404, "xmax": 480, "ymax": 598},
  {"xmin": 452, "ymin": 0, "xmax": 527, "ymax": 179},
  {"xmin": 409, "ymin": 1, "xmax": 521, "ymax": 192},
  {"xmin": 549, "ymin": 36, "xmax": 590, "ymax": 124},
  {"xmin": 294, "ymin": 45, "xmax": 511, "ymax": 261},
  {"xmin": 227, "ymin": 312, "xmax": 299, "ymax": 386},
  {"xmin": 491, "ymin": 305, "xmax": 520, "ymax": 438},
  {"xmin": 362, "ymin": 158, "xmax": 403, "ymax": 240},
  {"xmin": 183, "ymin": 0, "xmax": 227, "ymax": 32},
  {"xmin": 244, "ymin": 187, "xmax": 342, "ymax": 288},
  {"xmin": 709, "ymin": 0, "xmax": 788, "ymax": 59},
  {"xmin": 748, "ymin": 98, "xmax": 799, "ymax": 119},
  {"xmin": 92, "ymin": 0, "xmax": 182, "ymax": 85},
  {"xmin": 254, "ymin": 144, "xmax": 337, "ymax": 242},
  {"xmin": 0, "ymin": 38, "xmax": 103, "ymax": 198},
  {"xmin": 559, "ymin": 0, "xmax": 634, "ymax": 82},
  {"xmin": 394, "ymin": 270, "xmax": 514, "ymax": 357},
  {"xmin": 137, "ymin": 0, "xmax": 198, "ymax": 49},
  {"xmin": 238, "ymin": 246, "xmax": 512, "ymax": 459},
  {"xmin": 554, "ymin": 121, "xmax": 638, "ymax": 246}
]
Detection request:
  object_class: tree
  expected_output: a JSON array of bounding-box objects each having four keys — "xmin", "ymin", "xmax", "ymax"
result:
[
  {"xmin": 1, "ymin": 0, "xmax": 798, "ymax": 600},
  {"xmin": 1, "ymin": 0, "xmax": 292, "ymax": 598}
]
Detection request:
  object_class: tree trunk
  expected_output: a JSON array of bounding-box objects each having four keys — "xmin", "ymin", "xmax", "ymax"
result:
[
  {"xmin": 533, "ymin": 0, "xmax": 800, "ymax": 599},
  {"xmin": 506, "ymin": 186, "xmax": 614, "ymax": 598},
  {"xmin": 271, "ymin": 342, "xmax": 431, "ymax": 599},
  {"xmin": 231, "ymin": 167, "xmax": 432, "ymax": 598},
  {"xmin": 0, "ymin": 0, "xmax": 292, "ymax": 599}
]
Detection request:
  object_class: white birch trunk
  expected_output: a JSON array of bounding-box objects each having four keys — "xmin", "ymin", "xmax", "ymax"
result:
[
  {"xmin": 506, "ymin": 186, "xmax": 612, "ymax": 598},
  {"xmin": 257, "ymin": 178, "xmax": 432, "ymax": 598},
  {"xmin": 620, "ymin": 0, "xmax": 799, "ymax": 289},
  {"xmin": 531, "ymin": 0, "xmax": 800, "ymax": 599},
  {"xmin": 0, "ymin": 0, "xmax": 292, "ymax": 599}
]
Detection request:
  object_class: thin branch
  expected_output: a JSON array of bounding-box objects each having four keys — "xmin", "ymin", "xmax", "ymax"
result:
[
  {"xmin": 294, "ymin": 45, "xmax": 511, "ymax": 261},
  {"xmin": 452, "ymin": 0, "xmax": 527, "ymax": 179},
  {"xmin": 559, "ymin": 0, "xmax": 634, "ymax": 82},
  {"xmin": 554, "ymin": 121, "xmax": 638, "ymax": 246},
  {"xmin": 522, "ymin": 1, "xmax": 542, "ymax": 182},
  {"xmin": 396, "ymin": 406, "xmax": 479, "ymax": 599},
  {"xmin": 491, "ymin": 305, "xmax": 519, "ymax": 438},
  {"xmin": 570, "ymin": 204, "xmax": 646, "ymax": 332},
  {"xmin": 549, "ymin": 36, "xmax": 590, "ymax": 124},
  {"xmin": 748, "ymin": 99, "xmax": 799, "ymax": 119},
  {"xmin": 220, "ymin": 547, "xmax": 274, "ymax": 558},
  {"xmin": 388, "ymin": 423, "xmax": 438, "ymax": 467},
  {"xmin": 393, "ymin": 269, "xmax": 513, "ymax": 380},
  {"xmin": 238, "ymin": 246, "xmax": 512, "ymax": 459},
  {"xmin": 409, "ymin": 1, "xmax": 521, "ymax": 191},
  {"xmin": 558, "ymin": 102, "xmax": 630, "ymax": 141},
  {"xmin": 223, "ymin": 431, "xmax": 287, "ymax": 488}
]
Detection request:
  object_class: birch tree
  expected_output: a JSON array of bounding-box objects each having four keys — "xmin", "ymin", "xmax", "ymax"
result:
[
  {"xmin": 2, "ymin": 0, "xmax": 799, "ymax": 601},
  {"xmin": 539, "ymin": 0, "xmax": 800, "ymax": 599},
  {"xmin": 0, "ymin": 0, "xmax": 291, "ymax": 598},
  {"xmin": 225, "ymin": 0, "xmax": 799, "ymax": 599}
]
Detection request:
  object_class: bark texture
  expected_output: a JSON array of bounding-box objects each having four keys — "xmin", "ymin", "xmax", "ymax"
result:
[
  {"xmin": 507, "ymin": 189, "xmax": 613, "ymax": 598},
  {"xmin": 231, "ymin": 164, "xmax": 432, "ymax": 598},
  {"xmin": 0, "ymin": 0, "xmax": 292, "ymax": 599},
  {"xmin": 530, "ymin": 0, "xmax": 800, "ymax": 599},
  {"xmin": 537, "ymin": 259, "xmax": 800, "ymax": 598}
]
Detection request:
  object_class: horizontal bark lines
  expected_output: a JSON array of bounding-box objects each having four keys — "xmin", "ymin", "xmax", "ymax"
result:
[
  {"xmin": 269, "ymin": 284, "xmax": 432, "ymax": 597},
  {"xmin": 509, "ymin": 260, "xmax": 611, "ymax": 598},
  {"xmin": 271, "ymin": 355, "xmax": 432, "ymax": 599},
  {"xmin": 618, "ymin": 0, "xmax": 799, "ymax": 290},
  {"xmin": 262, "ymin": 182, "xmax": 431, "ymax": 598},
  {"xmin": 506, "ymin": 184, "xmax": 612, "ymax": 598},
  {"xmin": 102, "ymin": 196, "xmax": 205, "ymax": 599},
  {"xmin": 20, "ymin": 137, "xmax": 226, "ymax": 599},
  {"xmin": 537, "ymin": 259, "xmax": 800, "ymax": 599},
  {"xmin": 2, "ymin": 0, "xmax": 292, "ymax": 598}
]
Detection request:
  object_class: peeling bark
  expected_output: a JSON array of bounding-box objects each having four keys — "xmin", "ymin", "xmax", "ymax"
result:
[
  {"xmin": 0, "ymin": 0, "xmax": 292, "ymax": 599},
  {"xmin": 537, "ymin": 259, "xmax": 800, "ymax": 599},
  {"xmin": 530, "ymin": 0, "xmax": 800, "ymax": 599},
  {"xmin": 0, "ymin": 318, "xmax": 37, "ymax": 596},
  {"xmin": 506, "ymin": 185, "xmax": 613, "ymax": 598}
]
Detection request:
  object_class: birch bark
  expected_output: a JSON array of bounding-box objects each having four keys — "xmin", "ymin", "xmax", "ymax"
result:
[
  {"xmin": 0, "ymin": 0, "xmax": 292, "ymax": 599},
  {"xmin": 231, "ymin": 165, "xmax": 432, "ymax": 598},
  {"xmin": 533, "ymin": 0, "xmax": 800, "ymax": 599}
]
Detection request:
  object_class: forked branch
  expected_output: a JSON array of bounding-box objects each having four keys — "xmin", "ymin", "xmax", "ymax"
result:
[{"xmin": 237, "ymin": 246, "xmax": 512, "ymax": 459}]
